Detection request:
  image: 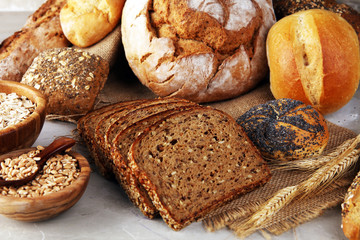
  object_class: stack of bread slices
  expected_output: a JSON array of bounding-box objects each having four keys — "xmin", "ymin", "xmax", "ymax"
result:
[{"xmin": 77, "ymin": 98, "xmax": 271, "ymax": 230}]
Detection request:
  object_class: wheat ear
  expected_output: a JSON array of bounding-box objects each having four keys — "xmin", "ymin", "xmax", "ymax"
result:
[{"xmin": 234, "ymin": 134, "xmax": 360, "ymax": 239}]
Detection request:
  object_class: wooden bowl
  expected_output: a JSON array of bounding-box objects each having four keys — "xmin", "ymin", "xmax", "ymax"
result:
[
  {"xmin": 0, "ymin": 80, "xmax": 47, "ymax": 154},
  {"xmin": 0, "ymin": 148, "xmax": 91, "ymax": 222}
]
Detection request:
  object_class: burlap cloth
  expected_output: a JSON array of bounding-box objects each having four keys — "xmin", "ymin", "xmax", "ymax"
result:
[{"xmin": 78, "ymin": 24, "xmax": 359, "ymax": 237}]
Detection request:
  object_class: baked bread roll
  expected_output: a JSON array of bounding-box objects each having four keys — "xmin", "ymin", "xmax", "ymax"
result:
[
  {"xmin": 272, "ymin": 0, "xmax": 360, "ymax": 40},
  {"xmin": 342, "ymin": 169, "xmax": 360, "ymax": 240},
  {"xmin": 60, "ymin": 0, "xmax": 125, "ymax": 47},
  {"xmin": 236, "ymin": 98, "xmax": 329, "ymax": 161},
  {"xmin": 121, "ymin": 0, "xmax": 275, "ymax": 103},
  {"xmin": 0, "ymin": 0, "xmax": 70, "ymax": 82},
  {"xmin": 267, "ymin": 9, "xmax": 360, "ymax": 115},
  {"xmin": 21, "ymin": 48, "xmax": 109, "ymax": 119}
]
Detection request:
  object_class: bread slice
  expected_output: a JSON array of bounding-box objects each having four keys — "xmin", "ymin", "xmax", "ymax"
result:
[
  {"xmin": 110, "ymin": 105, "xmax": 198, "ymax": 219},
  {"xmin": 77, "ymin": 99, "xmax": 147, "ymax": 177},
  {"xmin": 128, "ymin": 107, "xmax": 271, "ymax": 230},
  {"xmin": 94, "ymin": 98, "xmax": 194, "ymax": 179}
]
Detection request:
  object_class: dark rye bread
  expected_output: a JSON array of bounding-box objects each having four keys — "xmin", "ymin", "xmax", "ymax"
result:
[
  {"xmin": 77, "ymin": 99, "xmax": 148, "ymax": 177},
  {"xmin": 110, "ymin": 105, "xmax": 199, "ymax": 219},
  {"xmin": 128, "ymin": 107, "xmax": 271, "ymax": 230},
  {"xmin": 94, "ymin": 98, "xmax": 195, "ymax": 179}
]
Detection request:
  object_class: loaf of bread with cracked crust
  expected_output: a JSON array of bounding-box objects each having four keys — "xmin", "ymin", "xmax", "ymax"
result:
[
  {"xmin": 121, "ymin": 0, "xmax": 275, "ymax": 103},
  {"xmin": 128, "ymin": 107, "xmax": 271, "ymax": 230},
  {"xmin": 0, "ymin": 0, "xmax": 70, "ymax": 82}
]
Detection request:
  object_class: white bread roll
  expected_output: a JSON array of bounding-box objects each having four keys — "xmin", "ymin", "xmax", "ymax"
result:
[
  {"xmin": 267, "ymin": 9, "xmax": 360, "ymax": 115},
  {"xmin": 60, "ymin": 0, "xmax": 125, "ymax": 47},
  {"xmin": 121, "ymin": 0, "xmax": 275, "ymax": 103}
]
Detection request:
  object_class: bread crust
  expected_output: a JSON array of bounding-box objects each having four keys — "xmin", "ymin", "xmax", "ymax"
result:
[
  {"xmin": 0, "ymin": 0, "xmax": 70, "ymax": 82},
  {"xmin": 60, "ymin": 0, "xmax": 125, "ymax": 47},
  {"xmin": 121, "ymin": 0, "xmax": 275, "ymax": 103}
]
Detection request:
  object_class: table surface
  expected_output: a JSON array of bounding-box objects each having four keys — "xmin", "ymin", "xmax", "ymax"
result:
[{"xmin": 0, "ymin": 9, "xmax": 359, "ymax": 240}]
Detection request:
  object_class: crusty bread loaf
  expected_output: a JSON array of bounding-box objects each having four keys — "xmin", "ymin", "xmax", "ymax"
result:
[
  {"xmin": 237, "ymin": 98, "xmax": 329, "ymax": 161},
  {"xmin": 0, "ymin": 0, "xmax": 70, "ymax": 82},
  {"xmin": 60, "ymin": 0, "xmax": 125, "ymax": 47},
  {"xmin": 128, "ymin": 107, "xmax": 271, "ymax": 230},
  {"xmin": 266, "ymin": 9, "xmax": 360, "ymax": 115},
  {"xmin": 342, "ymin": 170, "xmax": 360, "ymax": 240},
  {"xmin": 272, "ymin": 0, "xmax": 360, "ymax": 40},
  {"xmin": 21, "ymin": 48, "xmax": 109, "ymax": 119},
  {"xmin": 121, "ymin": 0, "xmax": 275, "ymax": 103}
]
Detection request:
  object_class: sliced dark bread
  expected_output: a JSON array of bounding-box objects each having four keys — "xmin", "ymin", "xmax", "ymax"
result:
[
  {"xmin": 77, "ymin": 99, "xmax": 147, "ymax": 178},
  {"xmin": 128, "ymin": 107, "xmax": 271, "ymax": 230},
  {"xmin": 110, "ymin": 105, "xmax": 199, "ymax": 219},
  {"xmin": 94, "ymin": 98, "xmax": 195, "ymax": 180}
]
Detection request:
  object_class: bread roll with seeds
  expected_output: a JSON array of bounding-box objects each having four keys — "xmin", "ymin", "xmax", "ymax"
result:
[
  {"xmin": 21, "ymin": 48, "xmax": 109, "ymax": 119},
  {"xmin": 236, "ymin": 98, "xmax": 329, "ymax": 161}
]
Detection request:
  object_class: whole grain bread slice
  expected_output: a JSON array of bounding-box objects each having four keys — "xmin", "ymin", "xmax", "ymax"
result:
[
  {"xmin": 128, "ymin": 107, "xmax": 271, "ymax": 230},
  {"xmin": 110, "ymin": 105, "xmax": 199, "ymax": 219},
  {"xmin": 94, "ymin": 98, "xmax": 194, "ymax": 180},
  {"xmin": 77, "ymin": 99, "xmax": 147, "ymax": 177}
]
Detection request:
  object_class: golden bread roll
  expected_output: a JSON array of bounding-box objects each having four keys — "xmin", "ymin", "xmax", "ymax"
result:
[
  {"xmin": 266, "ymin": 9, "xmax": 360, "ymax": 115},
  {"xmin": 236, "ymin": 98, "xmax": 329, "ymax": 161},
  {"xmin": 60, "ymin": 0, "xmax": 125, "ymax": 47},
  {"xmin": 121, "ymin": 0, "xmax": 276, "ymax": 103}
]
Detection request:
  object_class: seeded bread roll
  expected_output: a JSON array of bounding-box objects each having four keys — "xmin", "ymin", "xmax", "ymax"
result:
[
  {"xmin": 21, "ymin": 48, "xmax": 109, "ymax": 119},
  {"xmin": 266, "ymin": 9, "xmax": 360, "ymax": 115},
  {"xmin": 0, "ymin": 0, "xmax": 70, "ymax": 82},
  {"xmin": 60, "ymin": 0, "xmax": 125, "ymax": 47},
  {"xmin": 236, "ymin": 98, "xmax": 329, "ymax": 161},
  {"xmin": 342, "ymin": 169, "xmax": 360, "ymax": 240},
  {"xmin": 121, "ymin": 0, "xmax": 275, "ymax": 103}
]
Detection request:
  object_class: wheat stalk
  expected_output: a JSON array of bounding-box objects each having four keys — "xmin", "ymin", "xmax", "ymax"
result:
[
  {"xmin": 235, "ymin": 185, "xmax": 298, "ymax": 238},
  {"xmin": 234, "ymin": 134, "xmax": 360, "ymax": 239}
]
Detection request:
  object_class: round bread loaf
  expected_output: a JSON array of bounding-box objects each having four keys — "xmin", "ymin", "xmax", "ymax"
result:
[
  {"xmin": 236, "ymin": 98, "xmax": 329, "ymax": 161},
  {"xmin": 266, "ymin": 9, "xmax": 360, "ymax": 115},
  {"xmin": 121, "ymin": 0, "xmax": 276, "ymax": 103},
  {"xmin": 60, "ymin": 0, "xmax": 125, "ymax": 47}
]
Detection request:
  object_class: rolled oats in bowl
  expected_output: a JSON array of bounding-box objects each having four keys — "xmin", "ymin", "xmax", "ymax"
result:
[{"xmin": 0, "ymin": 92, "xmax": 35, "ymax": 129}]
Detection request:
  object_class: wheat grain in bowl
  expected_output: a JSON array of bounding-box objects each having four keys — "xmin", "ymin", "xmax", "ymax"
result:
[{"xmin": 0, "ymin": 147, "xmax": 91, "ymax": 222}]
